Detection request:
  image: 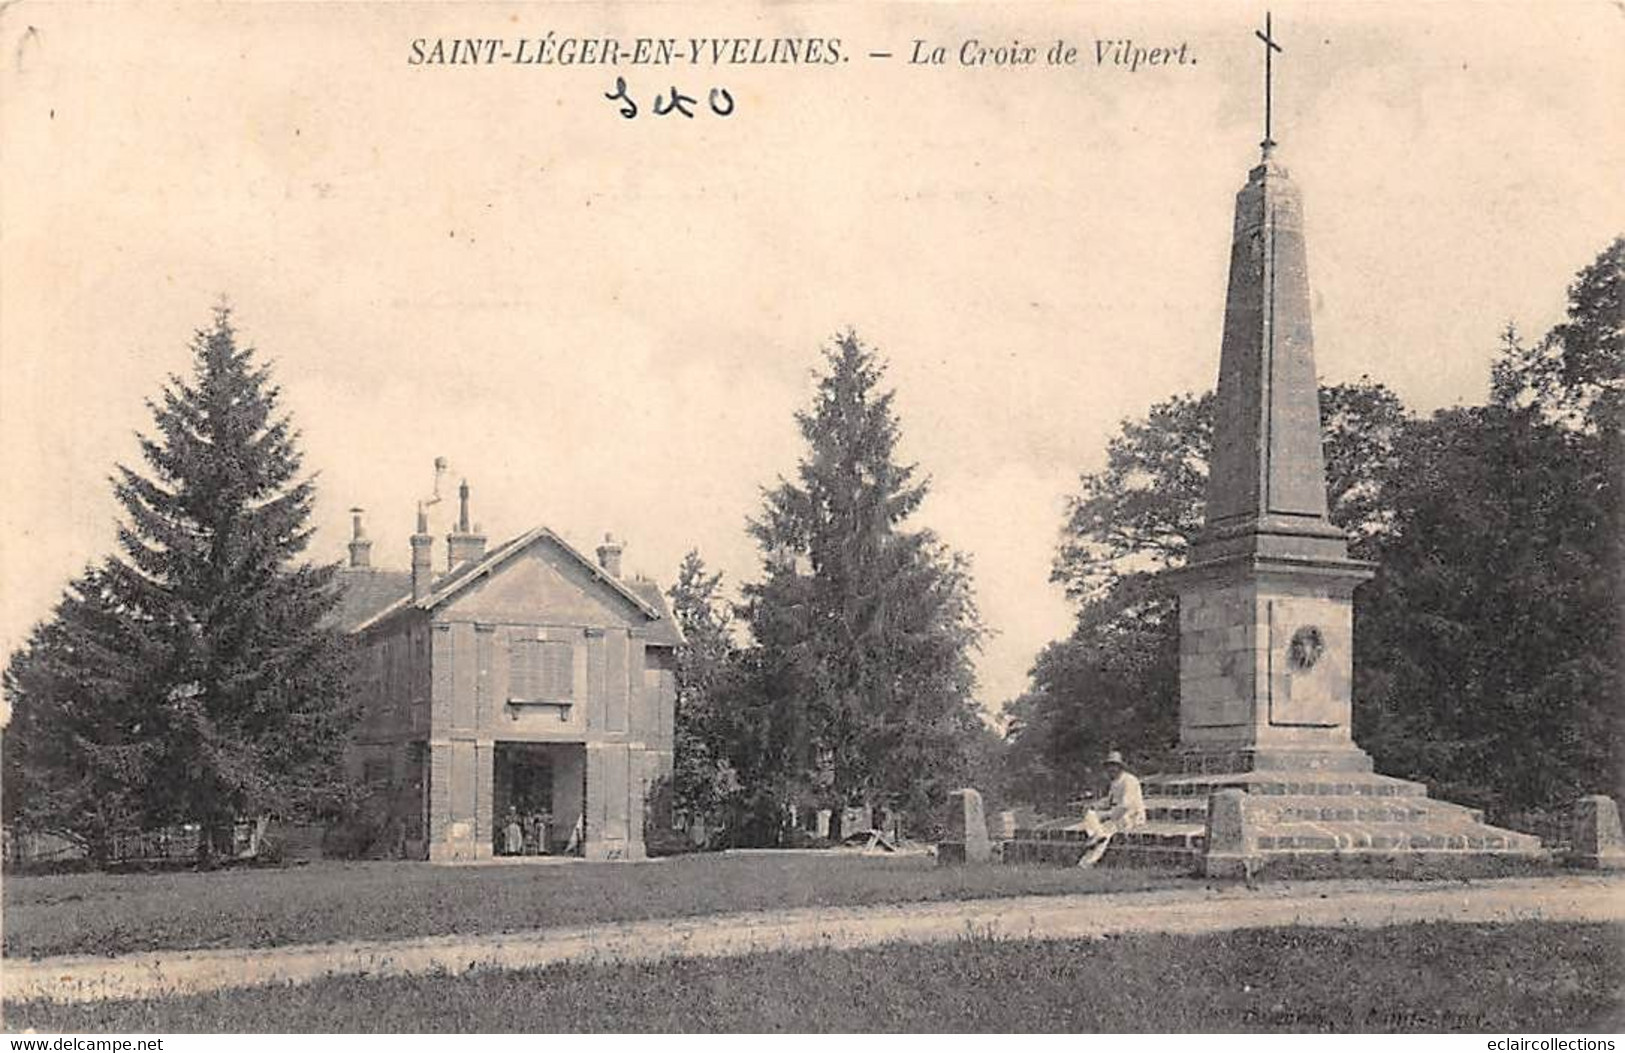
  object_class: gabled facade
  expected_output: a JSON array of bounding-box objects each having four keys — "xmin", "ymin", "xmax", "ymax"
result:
[{"xmin": 335, "ymin": 484, "xmax": 678, "ymax": 862}]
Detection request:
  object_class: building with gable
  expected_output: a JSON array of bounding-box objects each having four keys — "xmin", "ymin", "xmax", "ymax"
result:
[{"xmin": 333, "ymin": 481, "xmax": 679, "ymax": 862}]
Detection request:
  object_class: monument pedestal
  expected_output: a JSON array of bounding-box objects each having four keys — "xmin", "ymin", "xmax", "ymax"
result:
[
  {"xmin": 1006, "ymin": 552, "xmax": 1546, "ymax": 874},
  {"xmin": 1008, "ymin": 766, "xmax": 1545, "ymax": 876},
  {"xmin": 1144, "ymin": 768, "xmax": 1545, "ymax": 879},
  {"xmin": 1139, "ymin": 554, "xmax": 1544, "ymax": 877}
]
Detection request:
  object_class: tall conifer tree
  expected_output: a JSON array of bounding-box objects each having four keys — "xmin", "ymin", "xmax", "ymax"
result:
[
  {"xmin": 4, "ymin": 307, "xmax": 354, "ymax": 860},
  {"xmin": 744, "ymin": 332, "xmax": 984, "ymax": 832},
  {"xmin": 3, "ymin": 565, "xmax": 168, "ymax": 861},
  {"xmin": 113, "ymin": 307, "xmax": 354, "ymax": 851}
]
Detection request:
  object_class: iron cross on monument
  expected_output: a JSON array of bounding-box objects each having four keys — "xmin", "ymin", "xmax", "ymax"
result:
[{"xmin": 1256, "ymin": 11, "xmax": 1283, "ymax": 150}]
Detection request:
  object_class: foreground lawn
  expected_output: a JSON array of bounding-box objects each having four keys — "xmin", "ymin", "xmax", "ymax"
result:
[
  {"xmin": 9, "ymin": 922, "xmax": 1619, "ymax": 1032},
  {"xmin": 3, "ymin": 852, "xmax": 1178, "ymax": 959}
]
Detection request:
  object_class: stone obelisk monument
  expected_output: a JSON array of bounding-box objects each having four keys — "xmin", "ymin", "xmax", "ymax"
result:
[
  {"xmin": 1173, "ymin": 18, "xmax": 1375, "ymax": 775},
  {"xmin": 1007, "ymin": 15, "xmax": 1545, "ymax": 874},
  {"xmin": 1147, "ymin": 14, "xmax": 1542, "ymax": 876}
]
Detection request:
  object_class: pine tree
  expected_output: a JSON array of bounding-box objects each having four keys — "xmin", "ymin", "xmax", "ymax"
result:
[
  {"xmin": 2, "ymin": 565, "xmax": 167, "ymax": 861},
  {"xmin": 4, "ymin": 307, "xmax": 356, "ymax": 861},
  {"xmin": 744, "ymin": 332, "xmax": 985, "ymax": 835}
]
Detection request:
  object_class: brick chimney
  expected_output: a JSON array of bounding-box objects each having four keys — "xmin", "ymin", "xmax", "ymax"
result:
[
  {"xmin": 410, "ymin": 504, "xmax": 434, "ymax": 601},
  {"xmin": 445, "ymin": 479, "xmax": 488, "ymax": 568},
  {"xmin": 595, "ymin": 533, "xmax": 624, "ymax": 578},
  {"xmin": 347, "ymin": 507, "xmax": 372, "ymax": 569}
]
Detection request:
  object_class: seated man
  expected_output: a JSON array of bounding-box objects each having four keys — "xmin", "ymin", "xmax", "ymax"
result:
[{"xmin": 1078, "ymin": 750, "xmax": 1145, "ymax": 868}]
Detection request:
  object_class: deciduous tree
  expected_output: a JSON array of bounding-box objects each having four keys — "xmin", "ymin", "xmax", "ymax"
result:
[
  {"xmin": 1359, "ymin": 239, "xmax": 1622, "ymax": 814},
  {"xmin": 666, "ymin": 550, "xmax": 742, "ymax": 833}
]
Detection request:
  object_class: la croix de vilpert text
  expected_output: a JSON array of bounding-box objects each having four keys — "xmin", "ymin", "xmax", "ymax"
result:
[{"xmin": 407, "ymin": 35, "xmax": 1194, "ymax": 73}]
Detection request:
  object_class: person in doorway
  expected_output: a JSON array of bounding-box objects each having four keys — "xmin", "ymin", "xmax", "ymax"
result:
[
  {"xmin": 502, "ymin": 808, "xmax": 524, "ymax": 857},
  {"xmin": 1078, "ymin": 750, "xmax": 1145, "ymax": 868}
]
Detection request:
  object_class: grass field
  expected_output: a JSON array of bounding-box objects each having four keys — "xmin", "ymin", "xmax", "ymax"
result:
[
  {"xmin": 8, "ymin": 921, "xmax": 1619, "ymax": 1032},
  {"xmin": 3, "ymin": 852, "xmax": 1179, "ymax": 959}
]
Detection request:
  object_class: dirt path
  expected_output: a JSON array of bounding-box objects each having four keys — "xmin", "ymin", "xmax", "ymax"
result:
[{"xmin": 6, "ymin": 875, "xmax": 1621, "ymax": 1005}]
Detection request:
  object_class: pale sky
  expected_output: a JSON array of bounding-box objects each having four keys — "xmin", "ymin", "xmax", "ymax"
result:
[{"xmin": 2, "ymin": 1, "xmax": 1621, "ymax": 714}]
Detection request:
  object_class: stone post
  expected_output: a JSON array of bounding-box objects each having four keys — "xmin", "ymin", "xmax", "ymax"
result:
[
  {"xmin": 937, "ymin": 788, "xmax": 991, "ymax": 865},
  {"xmin": 1202, "ymin": 788, "xmax": 1258, "ymax": 879},
  {"xmin": 1568, "ymin": 795, "xmax": 1625, "ymax": 870}
]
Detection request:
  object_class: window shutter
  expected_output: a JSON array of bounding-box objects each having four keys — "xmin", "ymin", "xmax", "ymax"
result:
[{"xmin": 509, "ymin": 638, "xmax": 574, "ymax": 701}]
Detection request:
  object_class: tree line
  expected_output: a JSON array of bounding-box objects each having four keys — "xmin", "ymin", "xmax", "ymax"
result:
[
  {"xmin": 1, "ymin": 322, "xmax": 997, "ymax": 858},
  {"xmin": 4, "ymin": 238, "xmax": 1618, "ymax": 862}
]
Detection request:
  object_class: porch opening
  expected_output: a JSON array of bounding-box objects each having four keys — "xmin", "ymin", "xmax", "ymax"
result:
[{"xmin": 494, "ymin": 742, "xmax": 585, "ymax": 857}]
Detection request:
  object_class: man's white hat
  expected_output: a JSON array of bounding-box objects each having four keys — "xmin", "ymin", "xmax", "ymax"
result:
[{"xmin": 1104, "ymin": 750, "xmax": 1125, "ymax": 766}]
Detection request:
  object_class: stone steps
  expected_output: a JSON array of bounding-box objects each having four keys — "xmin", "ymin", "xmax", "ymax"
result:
[
  {"xmin": 1251, "ymin": 820, "xmax": 1542, "ymax": 853},
  {"xmin": 1005, "ymin": 778, "xmax": 1547, "ymax": 877},
  {"xmin": 1142, "ymin": 771, "xmax": 1430, "ymax": 799},
  {"xmin": 1105, "ymin": 822, "xmax": 1207, "ymax": 870},
  {"xmin": 1003, "ymin": 820, "xmax": 1207, "ymax": 870},
  {"xmin": 1118, "ymin": 822, "xmax": 1206, "ymax": 848},
  {"xmin": 1144, "ymin": 794, "xmax": 1473, "ymax": 826}
]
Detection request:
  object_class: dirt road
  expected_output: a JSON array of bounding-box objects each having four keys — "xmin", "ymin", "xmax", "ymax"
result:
[{"xmin": 6, "ymin": 874, "xmax": 1621, "ymax": 1004}]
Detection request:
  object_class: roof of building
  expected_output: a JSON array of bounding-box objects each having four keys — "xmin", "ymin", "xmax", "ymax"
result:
[
  {"xmin": 332, "ymin": 569, "xmax": 413, "ymax": 633},
  {"xmin": 624, "ymin": 578, "xmax": 683, "ymax": 648},
  {"xmin": 334, "ymin": 528, "xmax": 682, "ymax": 647}
]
